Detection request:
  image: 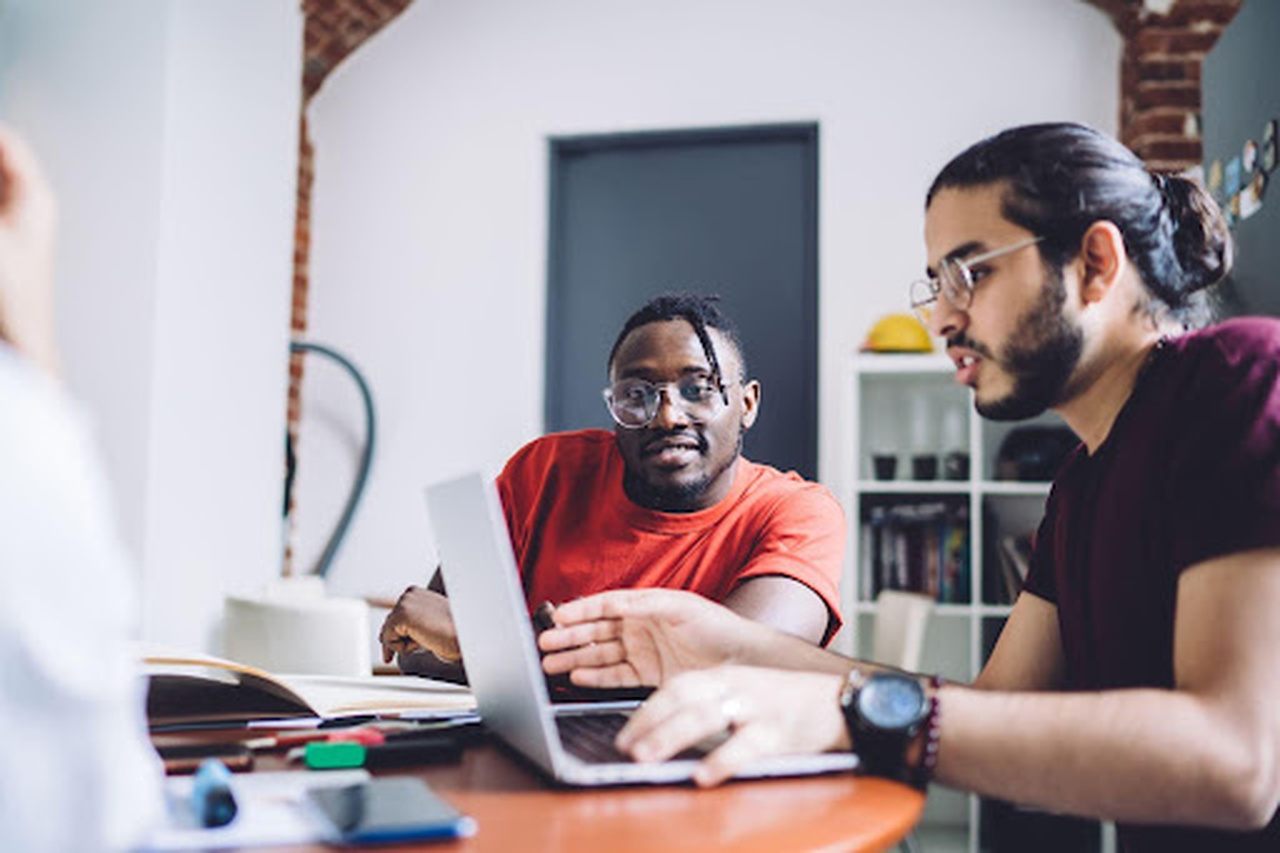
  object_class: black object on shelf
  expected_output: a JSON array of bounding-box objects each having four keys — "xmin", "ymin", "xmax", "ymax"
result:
[
  {"xmin": 994, "ymin": 426, "xmax": 1078, "ymax": 481},
  {"xmin": 911, "ymin": 453, "xmax": 938, "ymax": 481},
  {"xmin": 872, "ymin": 454, "xmax": 898, "ymax": 480},
  {"xmin": 943, "ymin": 450, "xmax": 970, "ymax": 480}
]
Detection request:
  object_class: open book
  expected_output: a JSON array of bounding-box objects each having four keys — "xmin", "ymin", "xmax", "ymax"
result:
[{"xmin": 141, "ymin": 649, "xmax": 475, "ymax": 727}]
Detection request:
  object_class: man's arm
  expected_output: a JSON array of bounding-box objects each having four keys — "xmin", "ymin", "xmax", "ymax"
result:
[
  {"xmin": 378, "ymin": 569, "xmax": 466, "ymax": 682},
  {"xmin": 970, "ymin": 591, "xmax": 1065, "ymax": 691},
  {"xmin": 930, "ymin": 547, "xmax": 1280, "ymax": 828},
  {"xmin": 723, "ymin": 575, "xmax": 831, "ymax": 646},
  {"xmin": 610, "ymin": 548, "xmax": 1280, "ymax": 829}
]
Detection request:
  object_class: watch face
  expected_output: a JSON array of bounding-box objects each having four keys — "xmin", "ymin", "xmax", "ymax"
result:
[{"xmin": 858, "ymin": 675, "xmax": 927, "ymax": 731}]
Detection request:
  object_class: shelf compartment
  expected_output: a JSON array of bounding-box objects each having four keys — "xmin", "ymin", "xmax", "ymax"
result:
[{"xmin": 857, "ymin": 480, "xmax": 971, "ymax": 494}]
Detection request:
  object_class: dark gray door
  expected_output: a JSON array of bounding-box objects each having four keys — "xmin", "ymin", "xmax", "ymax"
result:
[{"xmin": 545, "ymin": 124, "xmax": 819, "ymax": 479}]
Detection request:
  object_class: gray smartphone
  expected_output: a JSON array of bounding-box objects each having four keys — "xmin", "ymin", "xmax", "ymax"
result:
[{"xmin": 306, "ymin": 777, "xmax": 475, "ymax": 844}]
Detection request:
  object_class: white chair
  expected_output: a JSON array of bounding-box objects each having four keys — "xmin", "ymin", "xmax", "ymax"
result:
[
  {"xmin": 872, "ymin": 589, "xmax": 934, "ymax": 672},
  {"xmin": 870, "ymin": 590, "xmax": 934, "ymax": 853}
]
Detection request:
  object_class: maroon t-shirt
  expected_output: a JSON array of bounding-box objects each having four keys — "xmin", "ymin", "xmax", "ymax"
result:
[{"xmin": 1023, "ymin": 318, "xmax": 1280, "ymax": 852}]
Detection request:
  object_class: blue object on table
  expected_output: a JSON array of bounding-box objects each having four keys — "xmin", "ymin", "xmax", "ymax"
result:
[{"xmin": 192, "ymin": 759, "xmax": 238, "ymax": 828}]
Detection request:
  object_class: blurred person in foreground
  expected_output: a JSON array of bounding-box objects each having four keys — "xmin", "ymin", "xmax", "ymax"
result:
[{"xmin": 0, "ymin": 125, "xmax": 162, "ymax": 851}]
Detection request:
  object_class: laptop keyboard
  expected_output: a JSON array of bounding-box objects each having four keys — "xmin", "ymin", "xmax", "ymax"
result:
[{"xmin": 556, "ymin": 713, "xmax": 706, "ymax": 764}]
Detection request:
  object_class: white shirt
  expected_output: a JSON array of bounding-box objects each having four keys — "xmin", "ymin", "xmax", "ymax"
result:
[{"xmin": 0, "ymin": 344, "xmax": 162, "ymax": 852}]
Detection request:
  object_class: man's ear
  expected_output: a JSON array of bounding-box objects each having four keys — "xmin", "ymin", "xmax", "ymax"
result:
[
  {"xmin": 740, "ymin": 379, "xmax": 761, "ymax": 430},
  {"xmin": 1078, "ymin": 220, "xmax": 1127, "ymax": 305}
]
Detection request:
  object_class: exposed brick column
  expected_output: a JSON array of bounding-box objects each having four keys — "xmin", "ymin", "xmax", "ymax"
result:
[
  {"xmin": 1088, "ymin": 0, "xmax": 1242, "ymax": 172},
  {"xmin": 285, "ymin": 0, "xmax": 413, "ymax": 574}
]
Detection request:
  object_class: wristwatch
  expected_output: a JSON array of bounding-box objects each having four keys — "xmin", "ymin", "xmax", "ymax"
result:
[{"xmin": 839, "ymin": 669, "xmax": 930, "ymax": 783}]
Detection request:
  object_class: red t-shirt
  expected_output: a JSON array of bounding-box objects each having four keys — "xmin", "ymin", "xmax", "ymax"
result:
[{"xmin": 495, "ymin": 429, "xmax": 846, "ymax": 638}]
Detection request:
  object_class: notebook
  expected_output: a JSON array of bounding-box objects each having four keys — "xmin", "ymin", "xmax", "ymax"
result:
[{"xmin": 426, "ymin": 471, "xmax": 857, "ymax": 786}]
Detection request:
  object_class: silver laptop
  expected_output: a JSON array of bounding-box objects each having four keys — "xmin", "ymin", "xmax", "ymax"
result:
[{"xmin": 427, "ymin": 471, "xmax": 858, "ymax": 786}]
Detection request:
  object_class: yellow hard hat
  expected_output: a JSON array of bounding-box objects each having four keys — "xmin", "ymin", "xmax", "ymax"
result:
[{"xmin": 861, "ymin": 313, "xmax": 934, "ymax": 353}]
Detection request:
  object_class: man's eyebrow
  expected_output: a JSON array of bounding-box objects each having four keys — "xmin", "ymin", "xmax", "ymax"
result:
[
  {"xmin": 616, "ymin": 365, "xmax": 713, "ymax": 380},
  {"xmin": 926, "ymin": 240, "xmax": 987, "ymax": 278}
]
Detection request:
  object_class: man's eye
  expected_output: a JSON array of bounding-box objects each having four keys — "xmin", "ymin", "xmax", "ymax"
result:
[
  {"xmin": 624, "ymin": 387, "xmax": 651, "ymax": 402},
  {"xmin": 680, "ymin": 381, "xmax": 716, "ymax": 401},
  {"xmin": 970, "ymin": 266, "xmax": 991, "ymax": 284}
]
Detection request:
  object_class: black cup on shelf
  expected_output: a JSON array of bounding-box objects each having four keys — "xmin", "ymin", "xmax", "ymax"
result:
[
  {"xmin": 911, "ymin": 454, "xmax": 939, "ymax": 481},
  {"xmin": 943, "ymin": 450, "xmax": 970, "ymax": 480},
  {"xmin": 872, "ymin": 454, "xmax": 898, "ymax": 480}
]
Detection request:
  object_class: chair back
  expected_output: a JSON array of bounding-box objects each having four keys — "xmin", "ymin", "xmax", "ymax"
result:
[{"xmin": 872, "ymin": 590, "xmax": 934, "ymax": 672}]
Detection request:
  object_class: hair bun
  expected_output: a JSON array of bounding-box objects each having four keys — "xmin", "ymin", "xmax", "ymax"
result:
[{"xmin": 1157, "ymin": 173, "xmax": 1233, "ymax": 295}]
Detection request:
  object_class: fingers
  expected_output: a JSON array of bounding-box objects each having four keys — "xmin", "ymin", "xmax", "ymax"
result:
[
  {"xmin": 694, "ymin": 726, "xmax": 772, "ymax": 788},
  {"xmin": 0, "ymin": 127, "xmax": 53, "ymax": 222},
  {"xmin": 617, "ymin": 673, "xmax": 728, "ymax": 761},
  {"xmin": 378, "ymin": 617, "xmax": 417, "ymax": 663},
  {"xmin": 540, "ymin": 636, "xmax": 624, "ymax": 674},
  {"xmin": 537, "ymin": 620, "xmax": 620, "ymax": 653},
  {"xmin": 568, "ymin": 664, "xmax": 641, "ymax": 689},
  {"xmin": 549, "ymin": 592, "xmax": 623, "ymax": 626}
]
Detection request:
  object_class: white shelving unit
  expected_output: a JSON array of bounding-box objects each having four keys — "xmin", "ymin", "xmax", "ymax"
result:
[{"xmin": 842, "ymin": 351, "xmax": 1106, "ymax": 852}]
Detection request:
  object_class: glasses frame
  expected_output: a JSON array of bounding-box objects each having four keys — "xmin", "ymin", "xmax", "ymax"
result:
[
  {"xmin": 910, "ymin": 236, "xmax": 1044, "ymax": 323},
  {"xmin": 602, "ymin": 375, "xmax": 731, "ymax": 430}
]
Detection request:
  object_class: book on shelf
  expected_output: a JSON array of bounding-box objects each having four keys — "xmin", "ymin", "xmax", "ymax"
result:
[
  {"xmin": 140, "ymin": 648, "xmax": 475, "ymax": 727},
  {"xmin": 995, "ymin": 533, "xmax": 1034, "ymax": 604},
  {"xmin": 861, "ymin": 500, "xmax": 970, "ymax": 603}
]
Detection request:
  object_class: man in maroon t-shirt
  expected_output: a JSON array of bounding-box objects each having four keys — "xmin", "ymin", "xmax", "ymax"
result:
[{"xmin": 538, "ymin": 124, "xmax": 1280, "ymax": 852}]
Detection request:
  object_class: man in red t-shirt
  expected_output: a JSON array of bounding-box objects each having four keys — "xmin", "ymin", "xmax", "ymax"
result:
[{"xmin": 378, "ymin": 294, "xmax": 845, "ymax": 679}]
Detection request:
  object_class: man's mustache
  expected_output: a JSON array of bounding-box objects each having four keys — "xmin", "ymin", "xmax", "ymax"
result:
[{"xmin": 948, "ymin": 333, "xmax": 995, "ymax": 360}]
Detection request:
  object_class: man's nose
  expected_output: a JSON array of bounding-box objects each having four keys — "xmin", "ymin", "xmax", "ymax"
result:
[
  {"xmin": 927, "ymin": 295, "xmax": 968, "ymax": 341},
  {"xmin": 650, "ymin": 387, "xmax": 690, "ymax": 430}
]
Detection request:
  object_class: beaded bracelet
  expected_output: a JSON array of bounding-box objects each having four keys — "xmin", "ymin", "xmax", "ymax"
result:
[{"xmin": 911, "ymin": 675, "xmax": 944, "ymax": 789}]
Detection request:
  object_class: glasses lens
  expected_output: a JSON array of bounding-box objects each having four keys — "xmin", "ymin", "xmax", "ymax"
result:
[
  {"xmin": 676, "ymin": 376, "xmax": 723, "ymax": 420},
  {"xmin": 939, "ymin": 259, "xmax": 973, "ymax": 310},
  {"xmin": 606, "ymin": 379, "xmax": 657, "ymax": 427},
  {"xmin": 909, "ymin": 279, "xmax": 937, "ymax": 324}
]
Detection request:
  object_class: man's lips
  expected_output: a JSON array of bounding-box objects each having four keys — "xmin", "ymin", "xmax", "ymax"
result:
[
  {"xmin": 641, "ymin": 435, "xmax": 705, "ymax": 463},
  {"xmin": 947, "ymin": 346, "xmax": 983, "ymax": 387}
]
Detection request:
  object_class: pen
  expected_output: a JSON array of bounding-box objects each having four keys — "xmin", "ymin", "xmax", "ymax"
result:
[
  {"xmin": 303, "ymin": 736, "xmax": 462, "ymax": 770},
  {"xmin": 191, "ymin": 759, "xmax": 238, "ymax": 828},
  {"xmin": 247, "ymin": 718, "xmax": 479, "ymax": 751}
]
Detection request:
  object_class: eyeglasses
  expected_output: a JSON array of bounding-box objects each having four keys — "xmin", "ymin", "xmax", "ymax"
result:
[
  {"xmin": 909, "ymin": 236, "xmax": 1043, "ymax": 324},
  {"xmin": 602, "ymin": 375, "xmax": 729, "ymax": 429}
]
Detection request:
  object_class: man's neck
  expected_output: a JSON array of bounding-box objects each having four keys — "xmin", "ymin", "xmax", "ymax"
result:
[{"xmin": 1054, "ymin": 329, "xmax": 1168, "ymax": 454}]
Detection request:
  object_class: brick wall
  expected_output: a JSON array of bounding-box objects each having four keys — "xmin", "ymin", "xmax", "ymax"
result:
[
  {"xmin": 1088, "ymin": 0, "xmax": 1242, "ymax": 171},
  {"xmin": 285, "ymin": 0, "xmax": 413, "ymax": 574}
]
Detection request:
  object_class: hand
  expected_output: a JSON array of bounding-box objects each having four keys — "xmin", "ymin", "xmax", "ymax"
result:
[
  {"xmin": 617, "ymin": 665, "xmax": 850, "ymax": 787},
  {"xmin": 538, "ymin": 588, "xmax": 767, "ymax": 687},
  {"xmin": 0, "ymin": 126, "xmax": 59, "ymax": 376},
  {"xmin": 378, "ymin": 586, "xmax": 461, "ymax": 664}
]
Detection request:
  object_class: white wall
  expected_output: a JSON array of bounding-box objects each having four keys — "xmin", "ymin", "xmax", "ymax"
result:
[
  {"xmin": 0, "ymin": 0, "xmax": 302, "ymax": 650},
  {"xmin": 299, "ymin": 0, "xmax": 1121, "ymax": 599}
]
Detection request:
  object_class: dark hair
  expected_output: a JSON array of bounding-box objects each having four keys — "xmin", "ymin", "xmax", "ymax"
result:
[
  {"xmin": 607, "ymin": 292, "xmax": 747, "ymax": 383},
  {"xmin": 926, "ymin": 122, "xmax": 1233, "ymax": 328}
]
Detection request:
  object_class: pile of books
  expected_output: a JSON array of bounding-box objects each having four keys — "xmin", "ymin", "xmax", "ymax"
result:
[{"xmin": 861, "ymin": 501, "xmax": 970, "ymax": 603}]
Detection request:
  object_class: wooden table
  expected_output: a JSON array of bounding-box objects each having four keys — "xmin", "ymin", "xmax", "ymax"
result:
[{"xmin": 252, "ymin": 739, "xmax": 925, "ymax": 853}]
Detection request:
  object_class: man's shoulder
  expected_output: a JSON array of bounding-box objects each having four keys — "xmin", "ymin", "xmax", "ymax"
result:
[
  {"xmin": 1173, "ymin": 317, "xmax": 1280, "ymax": 368},
  {"xmin": 1161, "ymin": 318, "xmax": 1280, "ymax": 401},
  {"xmin": 501, "ymin": 429, "xmax": 617, "ymax": 484},
  {"xmin": 737, "ymin": 458, "xmax": 843, "ymax": 520}
]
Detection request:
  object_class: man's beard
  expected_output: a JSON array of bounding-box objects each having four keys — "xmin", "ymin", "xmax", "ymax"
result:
[
  {"xmin": 959, "ymin": 265, "xmax": 1084, "ymax": 422},
  {"xmin": 623, "ymin": 425, "xmax": 745, "ymax": 512}
]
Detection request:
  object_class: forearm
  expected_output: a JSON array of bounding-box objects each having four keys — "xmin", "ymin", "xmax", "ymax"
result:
[
  {"xmin": 935, "ymin": 685, "xmax": 1277, "ymax": 829},
  {"xmin": 737, "ymin": 624, "xmax": 853, "ymax": 676}
]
